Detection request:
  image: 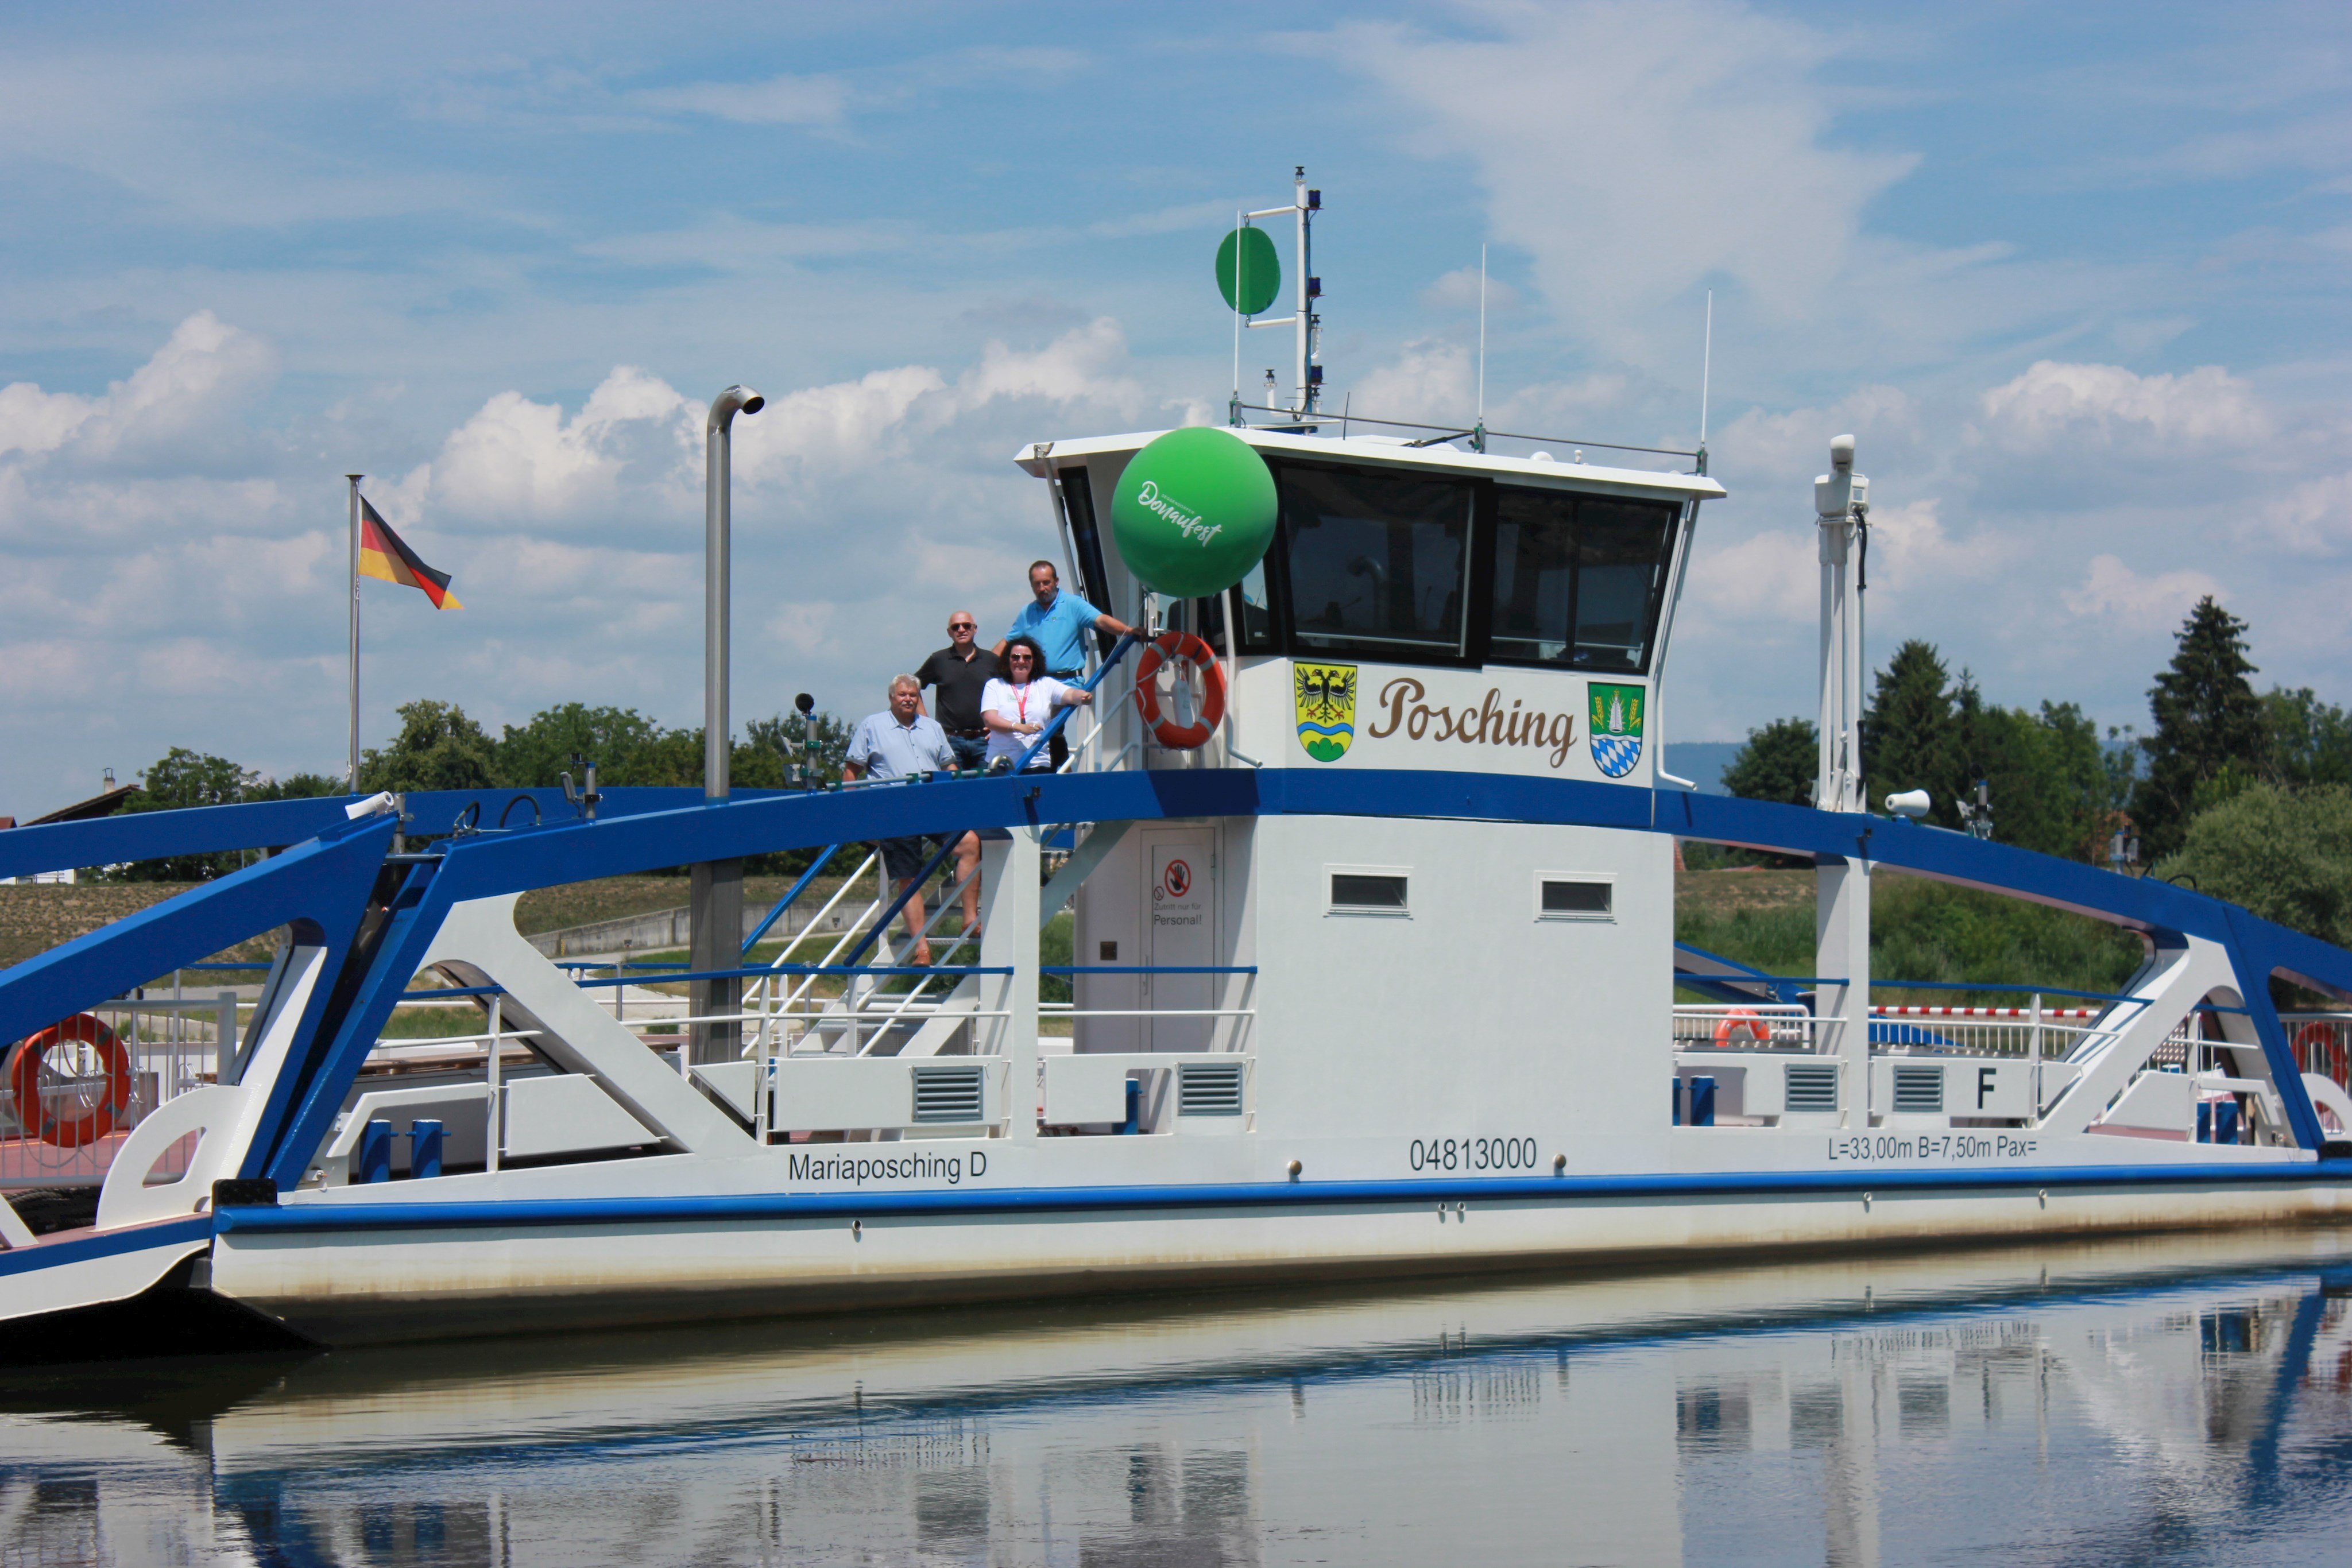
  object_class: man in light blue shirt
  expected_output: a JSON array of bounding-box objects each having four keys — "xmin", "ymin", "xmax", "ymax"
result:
[
  {"xmin": 842, "ymin": 676, "xmax": 978, "ymax": 965},
  {"xmin": 996, "ymin": 560, "xmax": 1135, "ymax": 679},
  {"xmin": 995, "ymin": 561, "xmax": 1134, "ymax": 771}
]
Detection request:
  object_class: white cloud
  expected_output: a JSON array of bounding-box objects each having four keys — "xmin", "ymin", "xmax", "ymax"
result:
[
  {"xmin": 0, "ymin": 312, "xmax": 275, "ymax": 474},
  {"xmin": 2245, "ymin": 470, "xmax": 2352, "ymax": 556},
  {"xmin": 1346, "ymin": 339, "xmax": 1476, "ymax": 426},
  {"xmin": 420, "ymin": 366, "xmax": 697, "ymax": 525},
  {"xmin": 0, "ymin": 381, "xmax": 96, "ymax": 458},
  {"xmin": 627, "ymin": 73, "xmax": 850, "ymax": 127},
  {"xmin": 1974, "ymin": 361, "xmax": 2268, "ymax": 451},
  {"xmin": 1421, "ymin": 267, "xmax": 1522, "ymax": 315},
  {"xmin": 1326, "ymin": 2, "xmax": 1928, "ymax": 369},
  {"xmin": 1685, "ymin": 525, "xmax": 1816, "ymax": 626},
  {"xmin": 2061, "ymin": 553, "xmax": 2225, "ymax": 629}
]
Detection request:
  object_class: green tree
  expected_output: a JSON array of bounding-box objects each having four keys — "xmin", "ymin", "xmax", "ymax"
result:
[
  {"xmin": 357, "ymin": 700, "xmax": 497, "ymax": 793},
  {"xmin": 102, "ymin": 748, "xmax": 260, "ymax": 881},
  {"xmin": 1952, "ymin": 689, "xmax": 2113, "ymax": 860},
  {"xmin": 490, "ymin": 704, "xmax": 670, "ymax": 789},
  {"xmin": 2134, "ymin": 596, "xmax": 2270, "ymax": 858},
  {"xmin": 1863, "ymin": 639, "xmax": 1959, "ymax": 823},
  {"xmin": 2265, "ymin": 687, "xmax": 2352, "ymax": 789},
  {"xmin": 743, "ymin": 712, "xmax": 852, "ymax": 789},
  {"xmin": 1722, "ymin": 717, "xmax": 1818, "ymax": 806},
  {"xmin": 2153, "ymin": 784, "xmax": 2352, "ymax": 947},
  {"xmin": 251, "ymin": 772, "xmax": 346, "ymax": 802},
  {"xmin": 101, "ymin": 749, "xmax": 338, "ymax": 880}
]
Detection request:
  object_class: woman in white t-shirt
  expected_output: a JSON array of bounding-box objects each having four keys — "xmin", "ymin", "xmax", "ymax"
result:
[{"xmin": 981, "ymin": 635, "xmax": 1093, "ymax": 771}]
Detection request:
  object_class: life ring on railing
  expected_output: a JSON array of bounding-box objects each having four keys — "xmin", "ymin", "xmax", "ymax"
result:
[
  {"xmin": 1132, "ymin": 632, "xmax": 1227, "ymax": 750},
  {"xmin": 1714, "ymin": 1008, "xmax": 1769, "ymax": 1047},
  {"xmin": 9, "ymin": 1013, "xmax": 133, "ymax": 1148},
  {"xmin": 2293, "ymin": 1020, "xmax": 2346, "ymax": 1088}
]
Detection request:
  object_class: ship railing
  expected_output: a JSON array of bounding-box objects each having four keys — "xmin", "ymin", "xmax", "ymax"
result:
[
  {"xmin": 1672, "ymin": 1005, "xmax": 1819, "ymax": 1052},
  {"xmin": 339, "ymin": 960, "xmax": 1258, "ymax": 1160},
  {"xmin": 1, "ymin": 988, "xmax": 240, "ymax": 1191},
  {"xmin": 2283, "ymin": 1012, "xmax": 2352, "ymax": 1089}
]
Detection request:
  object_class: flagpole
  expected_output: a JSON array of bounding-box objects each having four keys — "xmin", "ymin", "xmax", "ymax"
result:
[{"xmin": 346, "ymin": 474, "xmax": 362, "ymax": 791}]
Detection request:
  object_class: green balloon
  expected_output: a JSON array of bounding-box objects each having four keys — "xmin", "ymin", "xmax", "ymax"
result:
[
  {"xmin": 1215, "ymin": 225, "xmax": 1281, "ymax": 316},
  {"xmin": 1110, "ymin": 428, "xmax": 1279, "ymax": 599}
]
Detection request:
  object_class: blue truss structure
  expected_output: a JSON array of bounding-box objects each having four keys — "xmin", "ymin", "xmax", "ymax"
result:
[{"xmin": 6, "ymin": 769, "xmax": 2350, "ymax": 1186}]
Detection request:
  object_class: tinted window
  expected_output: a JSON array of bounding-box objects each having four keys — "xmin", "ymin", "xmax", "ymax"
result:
[
  {"xmin": 1330, "ymin": 873, "xmax": 1408, "ymax": 910},
  {"xmin": 1057, "ymin": 467, "xmax": 1118, "ymax": 659},
  {"xmin": 1490, "ymin": 487, "xmax": 1677, "ymax": 673},
  {"xmin": 1541, "ymin": 880, "xmax": 1612, "ymax": 916},
  {"xmin": 1280, "ymin": 466, "xmax": 1473, "ymax": 659}
]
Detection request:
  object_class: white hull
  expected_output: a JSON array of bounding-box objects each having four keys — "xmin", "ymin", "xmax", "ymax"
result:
[{"xmin": 213, "ymin": 1159, "xmax": 2350, "ymax": 1344}]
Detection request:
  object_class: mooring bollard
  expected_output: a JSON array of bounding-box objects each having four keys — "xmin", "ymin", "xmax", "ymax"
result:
[
  {"xmin": 410, "ymin": 1119, "xmax": 444, "ymax": 1180},
  {"xmin": 358, "ymin": 1120, "xmax": 394, "ymax": 1184}
]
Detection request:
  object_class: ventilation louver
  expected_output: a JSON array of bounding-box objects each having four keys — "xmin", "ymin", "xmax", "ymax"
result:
[
  {"xmin": 1891, "ymin": 1064, "xmax": 1944, "ymax": 1114},
  {"xmin": 1785, "ymin": 1063, "xmax": 1840, "ymax": 1113},
  {"xmin": 911, "ymin": 1064, "xmax": 985, "ymax": 1123},
  {"xmin": 1177, "ymin": 1062, "xmax": 1245, "ymax": 1117}
]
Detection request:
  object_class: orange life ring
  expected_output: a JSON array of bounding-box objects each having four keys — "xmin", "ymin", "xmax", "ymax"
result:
[
  {"xmin": 9, "ymin": 1013, "xmax": 133, "ymax": 1148},
  {"xmin": 1714, "ymin": 1008, "xmax": 1768, "ymax": 1047},
  {"xmin": 1132, "ymin": 631, "xmax": 1227, "ymax": 750}
]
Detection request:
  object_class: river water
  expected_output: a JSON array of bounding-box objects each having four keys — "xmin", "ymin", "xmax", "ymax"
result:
[{"xmin": 5, "ymin": 1229, "xmax": 2351, "ymax": 1566}]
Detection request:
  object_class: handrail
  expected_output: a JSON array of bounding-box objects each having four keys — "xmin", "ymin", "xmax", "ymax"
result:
[
  {"xmin": 842, "ymin": 834, "xmax": 966, "ymax": 968},
  {"xmin": 1014, "ymin": 632, "xmax": 1139, "ymax": 774},
  {"xmin": 1039, "ymin": 965, "xmax": 1259, "ymax": 975},
  {"xmin": 742, "ymin": 845, "xmax": 841, "ymax": 955},
  {"xmin": 1872, "ymin": 979, "xmax": 2156, "ymax": 1006},
  {"xmin": 571, "ymin": 963, "xmax": 1010, "ymax": 987}
]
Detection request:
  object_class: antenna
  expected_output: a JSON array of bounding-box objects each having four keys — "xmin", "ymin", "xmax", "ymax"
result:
[
  {"xmin": 1477, "ymin": 244, "xmax": 1488, "ymax": 427},
  {"xmin": 1231, "ymin": 207, "xmax": 1243, "ymax": 426},
  {"xmin": 1697, "ymin": 289, "xmax": 1713, "ymax": 474}
]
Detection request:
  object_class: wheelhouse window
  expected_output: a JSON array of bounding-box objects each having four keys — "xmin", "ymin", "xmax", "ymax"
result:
[
  {"xmin": 1279, "ymin": 465, "xmax": 1474, "ymax": 660},
  {"xmin": 1490, "ymin": 487, "xmax": 1677, "ymax": 673},
  {"xmin": 1216, "ymin": 457, "xmax": 1686, "ymax": 671}
]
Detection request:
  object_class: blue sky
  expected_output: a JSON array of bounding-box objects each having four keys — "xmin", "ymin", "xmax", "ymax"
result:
[{"xmin": 2, "ymin": 1, "xmax": 2349, "ymax": 812}]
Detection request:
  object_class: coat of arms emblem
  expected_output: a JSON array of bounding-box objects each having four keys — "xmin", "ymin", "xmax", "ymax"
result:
[
  {"xmin": 1587, "ymin": 682, "xmax": 1646, "ymax": 778},
  {"xmin": 1293, "ymin": 662, "xmax": 1357, "ymax": 762}
]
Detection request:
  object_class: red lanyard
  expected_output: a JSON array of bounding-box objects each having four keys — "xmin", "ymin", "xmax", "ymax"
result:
[{"xmin": 1015, "ymin": 684, "xmax": 1031, "ymax": 724}]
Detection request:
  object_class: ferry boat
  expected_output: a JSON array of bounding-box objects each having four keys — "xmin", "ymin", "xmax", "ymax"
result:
[{"xmin": 6, "ymin": 187, "xmax": 2352, "ymax": 1352}]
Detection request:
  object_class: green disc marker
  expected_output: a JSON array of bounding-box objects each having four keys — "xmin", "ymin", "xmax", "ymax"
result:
[
  {"xmin": 1110, "ymin": 428, "xmax": 1279, "ymax": 599},
  {"xmin": 1215, "ymin": 226, "xmax": 1281, "ymax": 316}
]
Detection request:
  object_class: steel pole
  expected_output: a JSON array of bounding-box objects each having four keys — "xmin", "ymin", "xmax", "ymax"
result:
[
  {"xmin": 346, "ymin": 474, "xmax": 362, "ymax": 790},
  {"xmin": 691, "ymin": 386, "xmax": 763, "ymax": 1066}
]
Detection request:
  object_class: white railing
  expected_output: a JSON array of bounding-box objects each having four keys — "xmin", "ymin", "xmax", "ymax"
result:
[
  {"xmin": 1672, "ymin": 1005, "xmax": 1818, "ymax": 1052},
  {"xmin": 2285, "ymin": 1012, "xmax": 2352, "ymax": 1088},
  {"xmin": 2, "ymin": 991, "xmax": 238, "ymax": 1190}
]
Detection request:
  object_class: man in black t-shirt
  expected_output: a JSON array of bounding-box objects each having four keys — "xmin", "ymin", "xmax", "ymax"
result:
[{"xmin": 916, "ymin": 610, "xmax": 999, "ymax": 773}]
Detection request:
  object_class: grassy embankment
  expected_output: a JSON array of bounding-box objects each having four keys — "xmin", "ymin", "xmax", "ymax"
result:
[{"xmin": 1675, "ymin": 868, "xmax": 2146, "ymax": 1004}]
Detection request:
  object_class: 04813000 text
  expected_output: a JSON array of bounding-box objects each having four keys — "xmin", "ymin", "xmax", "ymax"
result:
[{"xmin": 1409, "ymin": 1137, "xmax": 1539, "ymax": 1173}]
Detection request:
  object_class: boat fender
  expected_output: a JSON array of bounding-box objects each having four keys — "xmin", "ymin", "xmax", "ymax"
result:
[
  {"xmin": 1713, "ymin": 1008, "xmax": 1768, "ymax": 1047},
  {"xmin": 1132, "ymin": 632, "xmax": 1227, "ymax": 750},
  {"xmin": 9, "ymin": 1013, "xmax": 133, "ymax": 1149}
]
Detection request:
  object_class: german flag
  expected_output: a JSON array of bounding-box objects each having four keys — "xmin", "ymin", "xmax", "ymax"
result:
[{"xmin": 357, "ymin": 497, "xmax": 462, "ymax": 609}]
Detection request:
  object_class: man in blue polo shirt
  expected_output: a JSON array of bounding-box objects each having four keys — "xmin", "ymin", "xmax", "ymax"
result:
[
  {"xmin": 996, "ymin": 561, "xmax": 1135, "ymax": 771},
  {"xmin": 842, "ymin": 675, "xmax": 980, "ymax": 965}
]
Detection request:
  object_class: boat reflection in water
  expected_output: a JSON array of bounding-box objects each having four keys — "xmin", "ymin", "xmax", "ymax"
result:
[{"xmin": 6, "ymin": 1229, "xmax": 2352, "ymax": 1566}]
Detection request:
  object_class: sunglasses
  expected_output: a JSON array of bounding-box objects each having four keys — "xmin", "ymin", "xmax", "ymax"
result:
[
  {"xmin": 949, "ymin": 621, "xmax": 976, "ymax": 630},
  {"xmin": 1007, "ymin": 652, "xmax": 1035, "ymax": 661}
]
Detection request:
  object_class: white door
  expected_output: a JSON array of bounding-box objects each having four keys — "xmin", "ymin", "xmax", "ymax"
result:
[{"xmin": 1144, "ymin": 831, "xmax": 1216, "ymax": 1053}]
